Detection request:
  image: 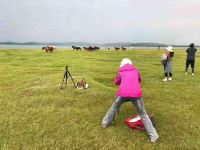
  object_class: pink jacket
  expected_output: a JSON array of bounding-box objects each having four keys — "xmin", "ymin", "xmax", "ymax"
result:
[{"xmin": 114, "ymin": 64, "xmax": 142, "ymax": 98}]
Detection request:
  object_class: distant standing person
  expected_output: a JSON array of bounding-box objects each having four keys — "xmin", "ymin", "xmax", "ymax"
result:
[
  {"xmin": 185, "ymin": 43, "xmax": 197, "ymax": 75},
  {"xmin": 163, "ymin": 46, "xmax": 174, "ymax": 81},
  {"xmin": 158, "ymin": 45, "xmax": 160, "ymax": 50}
]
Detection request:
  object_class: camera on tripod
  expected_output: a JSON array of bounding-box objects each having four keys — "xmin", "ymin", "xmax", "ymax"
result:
[
  {"xmin": 60, "ymin": 65, "xmax": 77, "ymax": 89},
  {"xmin": 60, "ymin": 65, "xmax": 88, "ymax": 89}
]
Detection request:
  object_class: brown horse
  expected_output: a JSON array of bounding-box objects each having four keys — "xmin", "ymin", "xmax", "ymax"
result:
[{"xmin": 42, "ymin": 46, "xmax": 55, "ymax": 53}]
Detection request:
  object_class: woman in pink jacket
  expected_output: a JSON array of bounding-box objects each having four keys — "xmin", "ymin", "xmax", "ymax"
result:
[{"xmin": 101, "ymin": 58, "xmax": 159, "ymax": 143}]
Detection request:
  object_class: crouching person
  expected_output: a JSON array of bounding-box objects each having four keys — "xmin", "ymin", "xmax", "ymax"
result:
[{"xmin": 101, "ymin": 58, "xmax": 159, "ymax": 143}]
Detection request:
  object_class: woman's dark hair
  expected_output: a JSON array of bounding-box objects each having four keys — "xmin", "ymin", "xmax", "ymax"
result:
[
  {"xmin": 189, "ymin": 43, "xmax": 194, "ymax": 48},
  {"xmin": 170, "ymin": 52, "xmax": 174, "ymax": 58}
]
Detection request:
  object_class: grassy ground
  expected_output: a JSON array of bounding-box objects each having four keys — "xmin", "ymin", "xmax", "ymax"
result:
[{"xmin": 0, "ymin": 48, "xmax": 200, "ymax": 149}]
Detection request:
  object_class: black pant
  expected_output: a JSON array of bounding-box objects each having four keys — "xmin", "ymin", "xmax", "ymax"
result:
[
  {"xmin": 186, "ymin": 59, "xmax": 195, "ymax": 73},
  {"xmin": 165, "ymin": 73, "xmax": 172, "ymax": 77}
]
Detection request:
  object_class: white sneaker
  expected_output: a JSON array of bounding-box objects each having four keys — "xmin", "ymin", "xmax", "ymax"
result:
[
  {"xmin": 168, "ymin": 77, "xmax": 172, "ymax": 81},
  {"xmin": 192, "ymin": 73, "xmax": 194, "ymax": 75},
  {"xmin": 102, "ymin": 121, "xmax": 114, "ymax": 128},
  {"xmin": 163, "ymin": 77, "xmax": 167, "ymax": 81},
  {"xmin": 151, "ymin": 134, "xmax": 159, "ymax": 143},
  {"xmin": 102, "ymin": 124, "xmax": 108, "ymax": 128},
  {"xmin": 185, "ymin": 72, "xmax": 188, "ymax": 75}
]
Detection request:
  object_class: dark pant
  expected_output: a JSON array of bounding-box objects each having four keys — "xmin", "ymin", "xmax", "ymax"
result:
[
  {"xmin": 164, "ymin": 64, "xmax": 172, "ymax": 77},
  {"xmin": 165, "ymin": 73, "xmax": 172, "ymax": 77},
  {"xmin": 186, "ymin": 59, "xmax": 195, "ymax": 73}
]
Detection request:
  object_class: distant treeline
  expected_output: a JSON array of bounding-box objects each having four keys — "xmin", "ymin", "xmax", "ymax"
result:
[{"xmin": 0, "ymin": 42, "xmax": 199, "ymax": 47}]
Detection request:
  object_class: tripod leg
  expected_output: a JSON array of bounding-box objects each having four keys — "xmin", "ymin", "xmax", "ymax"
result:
[
  {"xmin": 60, "ymin": 73, "xmax": 66, "ymax": 89},
  {"xmin": 65, "ymin": 71, "xmax": 68, "ymax": 84},
  {"xmin": 67, "ymin": 71, "xmax": 77, "ymax": 88}
]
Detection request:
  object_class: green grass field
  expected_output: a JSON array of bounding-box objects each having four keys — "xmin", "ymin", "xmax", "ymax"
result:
[{"xmin": 0, "ymin": 48, "xmax": 200, "ymax": 149}]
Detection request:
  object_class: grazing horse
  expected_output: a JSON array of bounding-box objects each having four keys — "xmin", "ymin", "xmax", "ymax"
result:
[
  {"xmin": 88, "ymin": 46, "xmax": 95, "ymax": 51},
  {"xmin": 72, "ymin": 46, "xmax": 82, "ymax": 51},
  {"xmin": 83, "ymin": 46, "xmax": 99, "ymax": 51},
  {"xmin": 83, "ymin": 46, "xmax": 90, "ymax": 51},
  {"xmin": 114, "ymin": 47, "xmax": 120, "ymax": 50},
  {"xmin": 94, "ymin": 46, "xmax": 100, "ymax": 50},
  {"xmin": 121, "ymin": 47, "xmax": 126, "ymax": 50},
  {"xmin": 42, "ymin": 46, "xmax": 55, "ymax": 53},
  {"xmin": 83, "ymin": 47, "xmax": 90, "ymax": 51}
]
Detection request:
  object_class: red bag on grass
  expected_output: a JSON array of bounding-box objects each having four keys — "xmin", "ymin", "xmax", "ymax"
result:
[{"xmin": 125, "ymin": 114, "xmax": 155, "ymax": 131}]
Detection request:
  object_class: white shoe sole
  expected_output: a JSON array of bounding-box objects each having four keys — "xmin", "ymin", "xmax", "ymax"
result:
[{"xmin": 151, "ymin": 134, "xmax": 159, "ymax": 143}]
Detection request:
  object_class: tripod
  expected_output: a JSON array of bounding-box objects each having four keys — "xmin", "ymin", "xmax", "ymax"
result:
[{"xmin": 60, "ymin": 66, "xmax": 77, "ymax": 89}]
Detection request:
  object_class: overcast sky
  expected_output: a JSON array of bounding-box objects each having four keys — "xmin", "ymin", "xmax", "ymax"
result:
[{"xmin": 0, "ymin": 0, "xmax": 200, "ymax": 44}]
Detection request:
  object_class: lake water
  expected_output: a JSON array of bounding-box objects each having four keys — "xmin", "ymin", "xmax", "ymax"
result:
[{"xmin": 0, "ymin": 44, "xmax": 71, "ymax": 49}]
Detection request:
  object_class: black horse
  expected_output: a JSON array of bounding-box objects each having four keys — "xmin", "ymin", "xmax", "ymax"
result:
[
  {"xmin": 83, "ymin": 47, "xmax": 89, "ymax": 51},
  {"xmin": 83, "ymin": 46, "xmax": 100, "ymax": 51},
  {"xmin": 94, "ymin": 46, "xmax": 100, "ymax": 50},
  {"xmin": 72, "ymin": 46, "xmax": 82, "ymax": 51},
  {"xmin": 121, "ymin": 47, "xmax": 126, "ymax": 50},
  {"xmin": 114, "ymin": 47, "xmax": 120, "ymax": 50}
]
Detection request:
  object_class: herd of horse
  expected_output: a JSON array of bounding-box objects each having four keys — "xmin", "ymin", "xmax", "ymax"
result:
[
  {"xmin": 72, "ymin": 46, "xmax": 128, "ymax": 51},
  {"xmin": 42, "ymin": 45, "xmax": 131, "ymax": 52},
  {"xmin": 114, "ymin": 47, "xmax": 127, "ymax": 50},
  {"xmin": 72, "ymin": 46, "xmax": 100, "ymax": 51}
]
